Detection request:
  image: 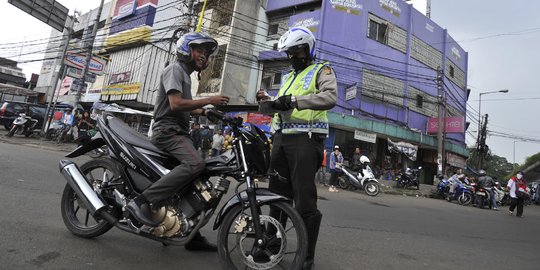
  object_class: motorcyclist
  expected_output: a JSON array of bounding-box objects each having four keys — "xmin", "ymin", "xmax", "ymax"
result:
[
  {"xmin": 126, "ymin": 31, "xmax": 229, "ymax": 251},
  {"xmin": 476, "ymin": 170, "xmax": 498, "ymax": 210},
  {"xmin": 448, "ymin": 173, "xmax": 465, "ymax": 196}
]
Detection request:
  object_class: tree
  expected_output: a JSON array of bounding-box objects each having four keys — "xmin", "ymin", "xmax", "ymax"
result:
[{"xmin": 466, "ymin": 147, "xmax": 513, "ymax": 180}]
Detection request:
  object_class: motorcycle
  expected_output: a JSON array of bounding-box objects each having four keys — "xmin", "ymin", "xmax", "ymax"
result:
[
  {"xmin": 434, "ymin": 177, "xmax": 450, "ymax": 199},
  {"xmin": 336, "ymin": 161, "xmax": 380, "ymax": 196},
  {"xmin": 473, "ymin": 184, "xmax": 493, "ymax": 209},
  {"xmin": 447, "ymin": 181, "xmax": 474, "ymax": 206},
  {"xmin": 396, "ymin": 167, "xmax": 421, "ymax": 190},
  {"xmin": 7, "ymin": 112, "xmax": 38, "ymax": 137},
  {"xmin": 58, "ymin": 111, "xmax": 308, "ymax": 270}
]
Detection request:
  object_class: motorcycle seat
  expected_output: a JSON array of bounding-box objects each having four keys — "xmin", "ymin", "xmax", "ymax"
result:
[{"xmin": 107, "ymin": 116, "xmax": 167, "ymax": 155}]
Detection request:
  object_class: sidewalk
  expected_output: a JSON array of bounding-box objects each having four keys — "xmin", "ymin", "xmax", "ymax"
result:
[{"xmin": 0, "ymin": 132, "xmax": 78, "ymax": 153}]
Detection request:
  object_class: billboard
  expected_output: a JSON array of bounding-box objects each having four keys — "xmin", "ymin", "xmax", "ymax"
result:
[
  {"xmin": 427, "ymin": 116, "xmax": 465, "ymax": 134},
  {"xmin": 8, "ymin": 0, "xmax": 69, "ymax": 32}
]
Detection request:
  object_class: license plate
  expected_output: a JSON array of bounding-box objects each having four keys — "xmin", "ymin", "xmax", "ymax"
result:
[{"xmin": 476, "ymin": 192, "xmax": 485, "ymax": 196}]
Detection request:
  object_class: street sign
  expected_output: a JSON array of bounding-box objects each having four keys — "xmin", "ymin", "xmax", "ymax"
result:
[
  {"xmin": 64, "ymin": 52, "xmax": 107, "ymax": 75},
  {"xmin": 70, "ymin": 78, "xmax": 88, "ymax": 92},
  {"xmin": 8, "ymin": 0, "xmax": 69, "ymax": 32},
  {"xmin": 66, "ymin": 67, "xmax": 97, "ymax": 83}
]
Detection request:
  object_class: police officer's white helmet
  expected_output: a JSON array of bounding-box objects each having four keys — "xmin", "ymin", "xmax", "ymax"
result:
[
  {"xmin": 359, "ymin": 156, "xmax": 370, "ymax": 164},
  {"xmin": 277, "ymin": 26, "xmax": 316, "ymax": 58}
]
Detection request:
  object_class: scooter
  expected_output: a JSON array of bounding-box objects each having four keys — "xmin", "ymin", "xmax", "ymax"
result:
[
  {"xmin": 396, "ymin": 167, "xmax": 422, "ymax": 190},
  {"xmin": 7, "ymin": 113, "xmax": 38, "ymax": 137},
  {"xmin": 336, "ymin": 160, "xmax": 380, "ymax": 196}
]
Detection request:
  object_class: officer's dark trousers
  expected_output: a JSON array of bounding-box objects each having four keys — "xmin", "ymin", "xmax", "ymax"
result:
[
  {"xmin": 269, "ymin": 132, "xmax": 324, "ymax": 264},
  {"xmin": 142, "ymin": 129, "xmax": 204, "ymax": 203}
]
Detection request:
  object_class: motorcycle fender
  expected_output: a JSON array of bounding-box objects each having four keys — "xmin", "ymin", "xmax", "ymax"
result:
[
  {"xmin": 65, "ymin": 135, "xmax": 105, "ymax": 158},
  {"xmin": 212, "ymin": 188, "xmax": 290, "ymax": 230}
]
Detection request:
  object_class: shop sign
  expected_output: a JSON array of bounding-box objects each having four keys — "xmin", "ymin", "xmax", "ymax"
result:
[
  {"xmin": 447, "ymin": 152, "xmax": 467, "ymax": 169},
  {"xmin": 64, "ymin": 53, "xmax": 106, "ymax": 75},
  {"xmin": 66, "ymin": 67, "xmax": 96, "ymax": 83},
  {"xmin": 330, "ymin": 0, "xmax": 363, "ymax": 15},
  {"xmin": 387, "ymin": 138, "xmax": 417, "ymax": 161},
  {"xmin": 101, "ymin": 82, "xmax": 141, "ymax": 95},
  {"xmin": 345, "ymin": 84, "xmax": 357, "ymax": 101},
  {"xmin": 109, "ymin": 71, "xmax": 131, "ymax": 84},
  {"xmin": 427, "ymin": 116, "xmax": 465, "ymax": 134},
  {"xmin": 354, "ymin": 130, "xmax": 377, "ymax": 143}
]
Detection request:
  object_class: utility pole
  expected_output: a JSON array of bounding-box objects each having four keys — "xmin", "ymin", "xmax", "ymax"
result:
[
  {"xmin": 42, "ymin": 14, "xmax": 76, "ymax": 133},
  {"xmin": 477, "ymin": 114, "xmax": 489, "ymax": 169},
  {"xmin": 436, "ymin": 68, "xmax": 444, "ymax": 175},
  {"xmin": 73, "ymin": 0, "xmax": 105, "ymax": 112}
]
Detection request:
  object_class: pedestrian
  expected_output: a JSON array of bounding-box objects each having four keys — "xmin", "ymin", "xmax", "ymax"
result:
[
  {"xmin": 200, "ymin": 125, "xmax": 212, "ymax": 159},
  {"xmin": 190, "ymin": 122, "xmax": 201, "ymax": 151},
  {"xmin": 257, "ymin": 26, "xmax": 338, "ymax": 269},
  {"xmin": 328, "ymin": 145, "xmax": 343, "ymax": 192},
  {"xmin": 126, "ymin": 31, "xmax": 229, "ymax": 251},
  {"xmin": 351, "ymin": 147, "xmax": 362, "ymax": 171},
  {"xmin": 211, "ymin": 129, "xmax": 224, "ymax": 157},
  {"xmin": 507, "ymin": 171, "xmax": 528, "ymax": 217},
  {"xmin": 317, "ymin": 149, "xmax": 328, "ymax": 185},
  {"xmin": 58, "ymin": 110, "xmax": 74, "ymax": 143}
]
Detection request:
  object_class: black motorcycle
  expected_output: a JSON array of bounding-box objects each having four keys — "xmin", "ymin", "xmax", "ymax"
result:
[
  {"xmin": 59, "ymin": 111, "xmax": 308, "ymax": 270},
  {"xmin": 395, "ymin": 167, "xmax": 421, "ymax": 190}
]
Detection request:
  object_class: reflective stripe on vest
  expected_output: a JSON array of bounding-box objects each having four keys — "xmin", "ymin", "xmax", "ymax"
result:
[{"xmin": 271, "ymin": 62, "xmax": 330, "ymax": 135}]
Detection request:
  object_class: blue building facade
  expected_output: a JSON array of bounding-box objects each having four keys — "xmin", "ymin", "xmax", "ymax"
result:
[{"xmin": 260, "ymin": 0, "xmax": 469, "ymax": 182}]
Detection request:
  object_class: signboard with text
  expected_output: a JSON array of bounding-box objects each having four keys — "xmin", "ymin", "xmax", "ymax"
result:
[
  {"xmin": 427, "ymin": 116, "xmax": 465, "ymax": 134},
  {"xmin": 64, "ymin": 53, "xmax": 106, "ymax": 75},
  {"xmin": 354, "ymin": 130, "xmax": 377, "ymax": 143}
]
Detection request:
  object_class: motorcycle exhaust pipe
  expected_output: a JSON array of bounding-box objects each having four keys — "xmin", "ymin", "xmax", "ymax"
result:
[{"xmin": 59, "ymin": 160, "xmax": 107, "ymax": 215}]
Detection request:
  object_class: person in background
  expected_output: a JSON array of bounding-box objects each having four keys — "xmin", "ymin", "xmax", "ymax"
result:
[
  {"xmin": 351, "ymin": 147, "xmax": 362, "ymax": 171},
  {"xmin": 257, "ymin": 26, "xmax": 338, "ymax": 269},
  {"xmin": 507, "ymin": 171, "xmax": 528, "ymax": 217},
  {"xmin": 199, "ymin": 125, "xmax": 212, "ymax": 159},
  {"xmin": 317, "ymin": 148, "xmax": 328, "ymax": 185},
  {"xmin": 211, "ymin": 129, "xmax": 224, "ymax": 157},
  {"xmin": 328, "ymin": 145, "xmax": 343, "ymax": 193},
  {"xmin": 58, "ymin": 110, "xmax": 74, "ymax": 143},
  {"xmin": 126, "ymin": 31, "xmax": 229, "ymax": 251},
  {"xmin": 190, "ymin": 122, "xmax": 201, "ymax": 151}
]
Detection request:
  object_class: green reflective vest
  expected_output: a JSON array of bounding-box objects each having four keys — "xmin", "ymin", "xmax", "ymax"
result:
[{"xmin": 271, "ymin": 62, "xmax": 330, "ymax": 135}]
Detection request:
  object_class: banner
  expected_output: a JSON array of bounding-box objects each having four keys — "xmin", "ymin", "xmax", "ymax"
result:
[
  {"xmin": 101, "ymin": 82, "xmax": 141, "ymax": 95},
  {"xmin": 427, "ymin": 116, "xmax": 465, "ymax": 134},
  {"xmin": 387, "ymin": 138, "xmax": 417, "ymax": 161}
]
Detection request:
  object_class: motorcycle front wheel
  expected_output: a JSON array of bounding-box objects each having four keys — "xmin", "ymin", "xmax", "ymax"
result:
[
  {"xmin": 364, "ymin": 181, "xmax": 380, "ymax": 196},
  {"xmin": 7, "ymin": 125, "xmax": 18, "ymax": 137},
  {"xmin": 458, "ymin": 193, "xmax": 473, "ymax": 206},
  {"xmin": 60, "ymin": 158, "xmax": 122, "ymax": 238},
  {"xmin": 217, "ymin": 201, "xmax": 308, "ymax": 270}
]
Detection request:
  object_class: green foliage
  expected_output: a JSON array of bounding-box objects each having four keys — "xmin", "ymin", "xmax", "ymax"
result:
[
  {"xmin": 466, "ymin": 147, "xmax": 513, "ymax": 181},
  {"xmin": 505, "ymin": 152, "xmax": 540, "ymax": 179}
]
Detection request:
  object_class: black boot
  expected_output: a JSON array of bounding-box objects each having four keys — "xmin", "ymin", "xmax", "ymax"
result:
[
  {"xmin": 185, "ymin": 231, "xmax": 217, "ymax": 252},
  {"xmin": 302, "ymin": 210, "xmax": 322, "ymax": 270},
  {"xmin": 126, "ymin": 195, "xmax": 159, "ymax": 227}
]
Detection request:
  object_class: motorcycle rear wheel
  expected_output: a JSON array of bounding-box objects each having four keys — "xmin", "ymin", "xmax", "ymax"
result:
[
  {"xmin": 338, "ymin": 176, "xmax": 349, "ymax": 189},
  {"xmin": 217, "ymin": 201, "xmax": 308, "ymax": 270},
  {"xmin": 60, "ymin": 158, "xmax": 122, "ymax": 238}
]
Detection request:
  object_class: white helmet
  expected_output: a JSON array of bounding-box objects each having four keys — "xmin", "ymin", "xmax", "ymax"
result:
[
  {"xmin": 277, "ymin": 26, "xmax": 316, "ymax": 58},
  {"xmin": 359, "ymin": 156, "xmax": 370, "ymax": 164},
  {"xmin": 176, "ymin": 32, "xmax": 218, "ymax": 61}
]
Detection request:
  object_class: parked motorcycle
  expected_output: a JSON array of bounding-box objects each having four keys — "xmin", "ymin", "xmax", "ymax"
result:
[
  {"xmin": 447, "ymin": 181, "xmax": 474, "ymax": 206},
  {"xmin": 434, "ymin": 176, "xmax": 450, "ymax": 199},
  {"xmin": 336, "ymin": 160, "xmax": 380, "ymax": 196},
  {"xmin": 7, "ymin": 113, "xmax": 38, "ymax": 137},
  {"xmin": 396, "ymin": 167, "xmax": 421, "ymax": 190},
  {"xmin": 58, "ymin": 111, "xmax": 308, "ymax": 270}
]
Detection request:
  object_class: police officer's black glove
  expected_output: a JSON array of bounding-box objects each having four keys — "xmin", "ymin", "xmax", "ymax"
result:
[{"xmin": 271, "ymin": 95, "xmax": 294, "ymax": 111}]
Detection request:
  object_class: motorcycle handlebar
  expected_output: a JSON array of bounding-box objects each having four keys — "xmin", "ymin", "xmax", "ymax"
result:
[{"xmin": 205, "ymin": 109, "xmax": 243, "ymax": 127}]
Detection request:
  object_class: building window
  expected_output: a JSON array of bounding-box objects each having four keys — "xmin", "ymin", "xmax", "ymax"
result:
[
  {"xmin": 268, "ymin": 24, "xmax": 279, "ymax": 35},
  {"xmin": 449, "ymin": 65, "xmax": 455, "ymax": 78},
  {"xmin": 416, "ymin": 94, "xmax": 424, "ymax": 108},
  {"xmin": 273, "ymin": 72, "xmax": 282, "ymax": 85},
  {"xmin": 368, "ymin": 14, "xmax": 388, "ymax": 44}
]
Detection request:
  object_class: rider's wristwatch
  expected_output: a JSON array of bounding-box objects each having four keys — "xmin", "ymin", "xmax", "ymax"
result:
[{"xmin": 290, "ymin": 96, "xmax": 297, "ymax": 108}]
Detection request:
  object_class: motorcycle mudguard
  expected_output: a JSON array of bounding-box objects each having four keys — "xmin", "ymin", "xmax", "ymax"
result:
[
  {"xmin": 360, "ymin": 177, "xmax": 379, "ymax": 187},
  {"xmin": 65, "ymin": 135, "xmax": 105, "ymax": 158},
  {"xmin": 212, "ymin": 188, "xmax": 290, "ymax": 230}
]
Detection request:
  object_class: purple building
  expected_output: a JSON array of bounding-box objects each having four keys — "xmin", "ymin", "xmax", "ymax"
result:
[{"xmin": 260, "ymin": 0, "xmax": 468, "ymax": 183}]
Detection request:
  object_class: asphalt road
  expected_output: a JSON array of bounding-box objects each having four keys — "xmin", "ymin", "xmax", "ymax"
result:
[{"xmin": 1, "ymin": 139, "xmax": 539, "ymax": 270}]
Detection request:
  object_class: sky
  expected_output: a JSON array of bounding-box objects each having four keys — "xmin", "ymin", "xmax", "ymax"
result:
[{"xmin": 1, "ymin": 0, "xmax": 539, "ymax": 165}]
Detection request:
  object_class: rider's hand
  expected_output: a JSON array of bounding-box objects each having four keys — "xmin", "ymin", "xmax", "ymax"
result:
[
  {"xmin": 257, "ymin": 90, "xmax": 271, "ymax": 101},
  {"xmin": 271, "ymin": 95, "xmax": 294, "ymax": 111},
  {"xmin": 207, "ymin": 95, "xmax": 230, "ymax": 106}
]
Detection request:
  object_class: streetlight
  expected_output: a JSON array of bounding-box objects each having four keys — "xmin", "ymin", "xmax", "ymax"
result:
[
  {"xmin": 513, "ymin": 140, "xmax": 518, "ymax": 170},
  {"xmin": 477, "ymin": 89, "xmax": 508, "ymax": 169},
  {"xmin": 478, "ymin": 89, "xmax": 509, "ymax": 135}
]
